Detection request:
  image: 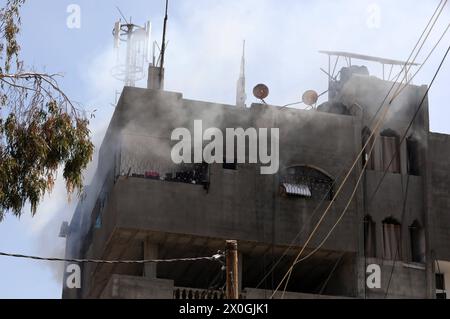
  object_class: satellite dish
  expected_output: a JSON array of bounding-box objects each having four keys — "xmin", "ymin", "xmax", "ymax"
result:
[
  {"xmin": 302, "ymin": 90, "xmax": 319, "ymax": 106},
  {"xmin": 253, "ymin": 84, "xmax": 269, "ymax": 100}
]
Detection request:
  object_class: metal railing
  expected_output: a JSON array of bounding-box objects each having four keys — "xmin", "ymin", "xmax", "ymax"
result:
[{"xmin": 173, "ymin": 287, "xmax": 246, "ymax": 299}]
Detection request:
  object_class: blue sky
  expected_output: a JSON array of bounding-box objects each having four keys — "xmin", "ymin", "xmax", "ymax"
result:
[{"xmin": 0, "ymin": 0, "xmax": 449, "ymax": 298}]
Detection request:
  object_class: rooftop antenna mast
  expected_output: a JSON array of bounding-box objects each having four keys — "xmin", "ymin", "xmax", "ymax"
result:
[
  {"xmin": 147, "ymin": 0, "xmax": 169, "ymax": 90},
  {"xmin": 112, "ymin": 8, "xmax": 151, "ymax": 87},
  {"xmin": 236, "ymin": 40, "xmax": 247, "ymax": 108},
  {"xmin": 160, "ymin": 0, "xmax": 169, "ymax": 78}
]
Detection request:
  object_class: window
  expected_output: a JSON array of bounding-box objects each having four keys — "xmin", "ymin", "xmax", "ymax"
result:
[
  {"xmin": 223, "ymin": 156, "xmax": 237, "ymax": 170},
  {"xmin": 436, "ymin": 273, "xmax": 447, "ymax": 299},
  {"xmin": 409, "ymin": 220, "xmax": 425, "ymax": 263},
  {"xmin": 364, "ymin": 216, "xmax": 376, "ymax": 258},
  {"xmin": 382, "ymin": 217, "xmax": 402, "ymax": 260},
  {"xmin": 406, "ymin": 137, "xmax": 420, "ymax": 176},
  {"xmin": 380, "ymin": 129, "xmax": 400, "ymax": 174},
  {"xmin": 280, "ymin": 166, "xmax": 333, "ymax": 200}
]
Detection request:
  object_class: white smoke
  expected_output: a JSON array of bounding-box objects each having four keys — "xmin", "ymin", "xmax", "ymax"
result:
[{"xmin": 1, "ymin": 0, "xmax": 449, "ymax": 298}]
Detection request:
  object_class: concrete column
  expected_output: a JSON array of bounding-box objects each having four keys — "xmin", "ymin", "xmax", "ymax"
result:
[
  {"xmin": 353, "ymin": 111, "xmax": 367, "ymax": 298},
  {"xmin": 143, "ymin": 238, "xmax": 158, "ymax": 278},
  {"xmin": 400, "ymin": 142, "xmax": 408, "ymax": 175},
  {"xmin": 147, "ymin": 65, "xmax": 164, "ymax": 90}
]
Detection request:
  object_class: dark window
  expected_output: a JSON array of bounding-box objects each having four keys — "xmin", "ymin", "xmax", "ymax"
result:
[
  {"xmin": 436, "ymin": 273, "xmax": 445, "ymax": 290},
  {"xmin": 165, "ymin": 163, "xmax": 210, "ymax": 188},
  {"xmin": 382, "ymin": 217, "xmax": 402, "ymax": 260},
  {"xmin": 406, "ymin": 137, "xmax": 420, "ymax": 176},
  {"xmin": 409, "ymin": 220, "xmax": 425, "ymax": 263},
  {"xmin": 380, "ymin": 129, "xmax": 401, "ymax": 174},
  {"xmin": 223, "ymin": 157, "xmax": 237, "ymax": 170},
  {"xmin": 280, "ymin": 166, "xmax": 333, "ymax": 200},
  {"xmin": 364, "ymin": 216, "xmax": 376, "ymax": 258}
]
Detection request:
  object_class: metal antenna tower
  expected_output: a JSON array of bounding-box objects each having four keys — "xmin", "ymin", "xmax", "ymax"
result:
[
  {"xmin": 236, "ymin": 40, "xmax": 247, "ymax": 108},
  {"xmin": 112, "ymin": 10, "xmax": 151, "ymax": 87}
]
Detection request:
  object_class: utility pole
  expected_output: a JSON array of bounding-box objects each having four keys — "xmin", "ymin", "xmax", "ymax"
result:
[{"xmin": 225, "ymin": 240, "xmax": 239, "ymax": 299}]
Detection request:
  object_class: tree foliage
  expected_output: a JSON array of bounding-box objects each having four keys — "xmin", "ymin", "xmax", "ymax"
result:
[{"xmin": 0, "ymin": 0, "xmax": 94, "ymax": 220}]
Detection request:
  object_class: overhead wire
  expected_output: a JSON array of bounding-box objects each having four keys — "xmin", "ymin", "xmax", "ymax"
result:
[
  {"xmin": 292, "ymin": 36, "xmax": 450, "ymax": 274},
  {"xmin": 0, "ymin": 251, "xmax": 224, "ymax": 265},
  {"xmin": 285, "ymin": 38, "xmax": 450, "ymax": 297},
  {"xmin": 367, "ymin": 0, "xmax": 447, "ymax": 128},
  {"xmin": 254, "ymin": 167, "xmax": 346, "ymax": 290},
  {"xmin": 384, "ymin": 174, "xmax": 411, "ymax": 298},
  {"xmin": 390, "ymin": 0, "xmax": 448, "ymax": 100},
  {"xmin": 272, "ymin": 0, "xmax": 448, "ymax": 298}
]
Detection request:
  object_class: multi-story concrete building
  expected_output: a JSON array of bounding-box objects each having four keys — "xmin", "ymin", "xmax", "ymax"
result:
[{"xmin": 62, "ymin": 54, "xmax": 450, "ymax": 299}]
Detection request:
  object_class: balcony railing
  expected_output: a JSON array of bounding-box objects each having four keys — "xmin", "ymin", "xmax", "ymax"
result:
[{"xmin": 173, "ymin": 287, "xmax": 246, "ymax": 299}]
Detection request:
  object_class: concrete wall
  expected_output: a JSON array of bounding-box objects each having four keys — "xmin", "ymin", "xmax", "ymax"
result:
[
  {"xmin": 429, "ymin": 133, "xmax": 450, "ymax": 261},
  {"xmin": 100, "ymin": 275, "xmax": 174, "ymax": 299},
  {"xmin": 364, "ymin": 258, "xmax": 427, "ymax": 299},
  {"xmin": 365, "ymin": 171, "xmax": 425, "ymax": 262},
  {"xmin": 244, "ymin": 288, "xmax": 351, "ymax": 299},
  {"xmin": 99, "ymin": 176, "xmax": 356, "ymax": 252}
]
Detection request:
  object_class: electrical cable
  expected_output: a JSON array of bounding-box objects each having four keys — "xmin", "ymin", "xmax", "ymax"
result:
[
  {"xmin": 0, "ymin": 251, "xmax": 224, "ymax": 264},
  {"xmin": 254, "ymin": 167, "xmax": 346, "ymax": 290},
  {"xmin": 366, "ymin": 39, "xmax": 450, "ymax": 206},
  {"xmin": 295, "ymin": 41, "xmax": 450, "ymax": 268},
  {"xmin": 282, "ymin": 40, "xmax": 450, "ymax": 297},
  {"xmin": 272, "ymin": 4, "xmax": 449, "ymax": 297},
  {"xmin": 390, "ymin": 0, "xmax": 448, "ymax": 100},
  {"xmin": 384, "ymin": 174, "xmax": 410, "ymax": 298},
  {"xmin": 390, "ymin": 21, "xmax": 450, "ymax": 102},
  {"xmin": 277, "ymin": 94, "xmax": 404, "ymax": 298},
  {"xmin": 366, "ymin": 0, "xmax": 447, "ymax": 129}
]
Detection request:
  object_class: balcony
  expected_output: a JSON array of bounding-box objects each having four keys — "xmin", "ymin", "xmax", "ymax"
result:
[{"xmin": 99, "ymin": 275, "xmax": 351, "ymax": 299}]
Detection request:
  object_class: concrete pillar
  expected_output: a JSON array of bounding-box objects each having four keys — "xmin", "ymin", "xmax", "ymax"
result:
[
  {"xmin": 147, "ymin": 65, "xmax": 164, "ymax": 90},
  {"xmin": 143, "ymin": 238, "xmax": 158, "ymax": 278},
  {"xmin": 353, "ymin": 111, "xmax": 368, "ymax": 298}
]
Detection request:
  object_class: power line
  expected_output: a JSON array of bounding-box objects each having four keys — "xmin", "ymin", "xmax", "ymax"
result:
[
  {"xmin": 289, "ymin": 38, "xmax": 450, "ymax": 293},
  {"xmin": 390, "ymin": 0, "xmax": 448, "ymax": 100},
  {"xmin": 384, "ymin": 174, "xmax": 411, "ymax": 298},
  {"xmin": 391, "ymin": 20, "xmax": 450, "ymax": 102},
  {"xmin": 0, "ymin": 251, "xmax": 223, "ymax": 264},
  {"xmin": 295, "ymin": 39, "xmax": 450, "ymax": 266},
  {"xmin": 255, "ymin": 109, "xmax": 350, "ymax": 292},
  {"xmin": 276, "ymin": 54, "xmax": 429, "ymax": 298},
  {"xmin": 367, "ymin": 0, "xmax": 447, "ymax": 128},
  {"xmin": 254, "ymin": 167, "xmax": 346, "ymax": 290},
  {"xmin": 318, "ymin": 253, "xmax": 345, "ymax": 295},
  {"xmin": 276, "ymin": 79, "xmax": 409, "ymax": 297},
  {"xmin": 256, "ymin": 21, "xmax": 442, "ymax": 284},
  {"xmin": 278, "ymin": 1, "xmax": 448, "ymax": 295},
  {"xmin": 366, "ymin": 43, "xmax": 450, "ymax": 206},
  {"xmin": 272, "ymin": 1, "xmax": 448, "ymax": 297}
]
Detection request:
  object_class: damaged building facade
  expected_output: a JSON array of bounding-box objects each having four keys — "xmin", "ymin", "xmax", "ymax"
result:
[{"xmin": 61, "ymin": 54, "xmax": 450, "ymax": 299}]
